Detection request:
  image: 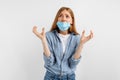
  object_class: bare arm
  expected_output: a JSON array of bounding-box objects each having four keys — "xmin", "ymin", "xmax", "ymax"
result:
[
  {"xmin": 73, "ymin": 30, "xmax": 93, "ymax": 59},
  {"xmin": 33, "ymin": 26, "xmax": 50, "ymax": 57},
  {"xmin": 73, "ymin": 44, "xmax": 83, "ymax": 59},
  {"xmin": 41, "ymin": 38, "xmax": 50, "ymax": 57}
]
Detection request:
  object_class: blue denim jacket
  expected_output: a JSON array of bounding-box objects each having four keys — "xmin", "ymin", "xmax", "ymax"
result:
[{"xmin": 43, "ymin": 30, "xmax": 82, "ymax": 75}]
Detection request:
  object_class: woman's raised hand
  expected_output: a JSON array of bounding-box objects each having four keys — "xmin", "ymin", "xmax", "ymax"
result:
[
  {"xmin": 80, "ymin": 30, "xmax": 93, "ymax": 45},
  {"xmin": 32, "ymin": 26, "xmax": 46, "ymax": 41}
]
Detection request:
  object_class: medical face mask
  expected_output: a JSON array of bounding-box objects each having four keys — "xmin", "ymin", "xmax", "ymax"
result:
[{"xmin": 57, "ymin": 21, "xmax": 70, "ymax": 31}]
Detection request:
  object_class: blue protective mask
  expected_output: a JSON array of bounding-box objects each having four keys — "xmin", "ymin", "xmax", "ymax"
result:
[{"xmin": 57, "ymin": 21, "xmax": 70, "ymax": 31}]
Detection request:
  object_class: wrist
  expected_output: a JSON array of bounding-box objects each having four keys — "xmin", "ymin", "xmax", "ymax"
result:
[
  {"xmin": 41, "ymin": 37, "xmax": 46, "ymax": 41},
  {"xmin": 79, "ymin": 43, "xmax": 84, "ymax": 47},
  {"xmin": 41, "ymin": 39, "xmax": 46, "ymax": 43},
  {"xmin": 77, "ymin": 44, "xmax": 83, "ymax": 49}
]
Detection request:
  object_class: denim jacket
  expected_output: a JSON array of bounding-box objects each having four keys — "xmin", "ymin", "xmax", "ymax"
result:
[{"xmin": 43, "ymin": 30, "xmax": 82, "ymax": 75}]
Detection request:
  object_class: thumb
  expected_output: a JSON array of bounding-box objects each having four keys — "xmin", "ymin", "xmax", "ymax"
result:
[{"xmin": 42, "ymin": 27, "xmax": 45, "ymax": 34}]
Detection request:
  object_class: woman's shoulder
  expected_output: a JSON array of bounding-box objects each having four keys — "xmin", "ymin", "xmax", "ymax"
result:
[
  {"xmin": 46, "ymin": 30, "xmax": 55, "ymax": 34},
  {"xmin": 71, "ymin": 34, "xmax": 81, "ymax": 43},
  {"xmin": 71, "ymin": 32, "xmax": 80, "ymax": 38},
  {"xmin": 45, "ymin": 30, "xmax": 56, "ymax": 37}
]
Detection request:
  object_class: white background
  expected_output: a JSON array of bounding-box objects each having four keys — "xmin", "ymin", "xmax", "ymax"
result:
[{"xmin": 0, "ymin": 0, "xmax": 120, "ymax": 80}]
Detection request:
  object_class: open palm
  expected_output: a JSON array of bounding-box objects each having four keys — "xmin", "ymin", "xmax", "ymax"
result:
[
  {"xmin": 32, "ymin": 26, "xmax": 46, "ymax": 40},
  {"xmin": 80, "ymin": 30, "xmax": 93, "ymax": 45}
]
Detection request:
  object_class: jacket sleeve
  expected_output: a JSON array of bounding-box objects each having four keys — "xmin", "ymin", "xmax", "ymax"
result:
[
  {"xmin": 43, "ymin": 32, "xmax": 54, "ymax": 66},
  {"xmin": 69, "ymin": 55, "xmax": 82, "ymax": 69},
  {"xmin": 69, "ymin": 35, "xmax": 82, "ymax": 69}
]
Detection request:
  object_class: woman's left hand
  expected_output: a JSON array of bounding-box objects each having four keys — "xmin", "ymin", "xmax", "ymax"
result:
[{"xmin": 80, "ymin": 30, "xmax": 93, "ymax": 45}]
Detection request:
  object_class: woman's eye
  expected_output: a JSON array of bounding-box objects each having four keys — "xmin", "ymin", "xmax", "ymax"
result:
[
  {"xmin": 59, "ymin": 15, "xmax": 62, "ymax": 17},
  {"xmin": 66, "ymin": 15, "xmax": 69, "ymax": 18}
]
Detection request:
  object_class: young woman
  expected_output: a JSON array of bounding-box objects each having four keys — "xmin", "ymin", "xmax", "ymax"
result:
[{"xmin": 33, "ymin": 7, "xmax": 93, "ymax": 80}]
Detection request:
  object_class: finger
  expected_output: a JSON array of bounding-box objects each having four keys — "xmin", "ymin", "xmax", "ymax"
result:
[
  {"xmin": 42, "ymin": 27, "xmax": 45, "ymax": 33},
  {"xmin": 33, "ymin": 26, "xmax": 37, "ymax": 33},
  {"xmin": 90, "ymin": 30, "xmax": 93, "ymax": 38},
  {"xmin": 87, "ymin": 30, "xmax": 93, "ymax": 39},
  {"xmin": 33, "ymin": 26, "xmax": 39, "ymax": 35},
  {"xmin": 82, "ymin": 30, "xmax": 85, "ymax": 37},
  {"xmin": 41, "ymin": 27, "xmax": 45, "ymax": 35}
]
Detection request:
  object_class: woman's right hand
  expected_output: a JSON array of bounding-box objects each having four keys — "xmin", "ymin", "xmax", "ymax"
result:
[
  {"xmin": 32, "ymin": 26, "xmax": 46, "ymax": 41},
  {"xmin": 33, "ymin": 26, "xmax": 50, "ymax": 57}
]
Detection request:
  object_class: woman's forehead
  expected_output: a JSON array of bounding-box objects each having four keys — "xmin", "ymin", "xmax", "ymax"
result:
[{"xmin": 59, "ymin": 10, "xmax": 71, "ymax": 15}]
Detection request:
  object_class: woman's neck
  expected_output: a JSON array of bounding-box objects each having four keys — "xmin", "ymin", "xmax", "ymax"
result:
[{"xmin": 59, "ymin": 30, "xmax": 69, "ymax": 35}]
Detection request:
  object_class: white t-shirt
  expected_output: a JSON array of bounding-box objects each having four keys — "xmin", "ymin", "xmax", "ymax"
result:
[{"xmin": 58, "ymin": 33, "xmax": 70, "ymax": 54}]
